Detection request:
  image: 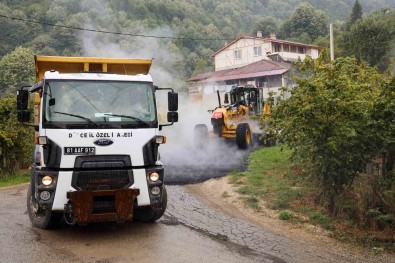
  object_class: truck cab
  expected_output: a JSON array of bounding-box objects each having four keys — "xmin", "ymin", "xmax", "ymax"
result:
[{"xmin": 17, "ymin": 56, "xmax": 178, "ymax": 228}]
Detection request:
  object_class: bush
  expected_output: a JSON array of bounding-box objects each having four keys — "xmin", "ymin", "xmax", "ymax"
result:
[
  {"xmin": 0, "ymin": 96, "xmax": 33, "ymax": 174},
  {"xmin": 279, "ymin": 210, "xmax": 293, "ymax": 220},
  {"xmin": 263, "ymin": 54, "xmax": 395, "ymax": 215}
]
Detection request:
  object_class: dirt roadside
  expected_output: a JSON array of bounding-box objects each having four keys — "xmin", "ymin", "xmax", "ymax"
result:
[{"xmin": 186, "ymin": 176, "xmax": 395, "ymax": 263}]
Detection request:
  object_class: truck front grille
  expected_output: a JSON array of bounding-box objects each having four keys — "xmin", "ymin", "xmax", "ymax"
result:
[
  {"xmin": 72, "ymin": 155, "xmax": 133, "ymax": 191},
  {"xmin": 75, "ymin": 170, "xmax": 131, "ymax": 190}
]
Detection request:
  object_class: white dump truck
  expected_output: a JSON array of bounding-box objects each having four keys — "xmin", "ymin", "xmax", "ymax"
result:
[{"xmin": 16, "ymin": 56, "xmax": 178, "ymax": 228}]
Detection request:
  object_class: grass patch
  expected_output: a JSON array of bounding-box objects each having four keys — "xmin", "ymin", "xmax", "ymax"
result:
[
  {"xmin": 0, "ymin": 171, "xmax": 30, "ymax": 188},
  {"xmin": 228, "ymin": 145, "xmax": 394, "ymax": 252},
  {"xmin": 228, "ymin": 169, "xmax": 245, "ymax": 184},
  {"xmin": 309, "ymin": 211, "xmax": 328, "ymax": 225},
  {"xmin": 230, "ymin": 145, "xmax": 302, "ymax": 211},
  {"xmin": 222, "ymin": 191, "xmax": 231, "ymax": 198},
  {"xmin": 279, "ymin": 210, "xmax": 294, "ymax": 220},
  {"xmin": 308, "ymin": 210, "xmax": 335, "ymax": 230},
  {"xmin": 237, "ymin": 185, "xmax": 256, "ymax": 195},
  {"xmin": 245, "ymin": 196, "xmax": 260, "ymax": 211}
]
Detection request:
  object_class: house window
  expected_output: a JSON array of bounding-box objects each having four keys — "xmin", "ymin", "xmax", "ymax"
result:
[
  {"xmin": 253, "ymin": 46, "xmax": 262, "ymax": 56},
  {"xmin": 234, "ymin": 50, "xmax": 241, "ymax": 60},
  {"xmin": 290, "ymin": 45, "xmax": 297, "ymax": 53},
  {"xmin": 273, "ymin": 44, "xmax": 281, "ymax": 52},
  {"xmin": 283, "ymin": 44, "xmax": 289, "ymax": 52},
  {"xmin": 298, "ymin": 46, "xmax": 304, "ymax": 54}
]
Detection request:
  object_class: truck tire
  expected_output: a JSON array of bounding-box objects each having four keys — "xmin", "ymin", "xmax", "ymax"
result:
[
  {"xmin": 133, "ymin": 186, "xmax": 167, "ymax": 223},
  {"xmin": 27, "ymin": 183, "xmax": 63, "ymax": 229},
  {"xmin": 193, "ymin": 124, "xmax": 208, "ymax": 149},
  {"xmin": 236, "ymin": 123, "xmax": 252, "ymax": 149}
]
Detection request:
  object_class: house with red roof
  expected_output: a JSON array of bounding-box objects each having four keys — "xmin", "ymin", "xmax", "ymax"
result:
[{"xmin": 188, "ymin": 32, "xmax": 322, "ymax": 103}]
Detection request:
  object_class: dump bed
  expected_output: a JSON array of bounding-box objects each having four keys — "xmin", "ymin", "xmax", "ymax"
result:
[{"xmin": 35, "ymin": 55, "xmax": 152, "ymax": 82}]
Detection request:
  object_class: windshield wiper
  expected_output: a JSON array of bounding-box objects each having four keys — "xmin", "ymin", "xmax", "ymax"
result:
[
  {"xmin": 104, "ymin": 113, "xmax": 150, "ymax": 126},
  {"xmin": 53, "ymin": 111, "xmax": 99, "ymax": 127}
]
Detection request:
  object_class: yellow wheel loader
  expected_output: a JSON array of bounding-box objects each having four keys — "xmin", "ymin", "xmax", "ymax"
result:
[{"xmin": 194, "ymin": 85, "xmax": 269, "ymax": 150}]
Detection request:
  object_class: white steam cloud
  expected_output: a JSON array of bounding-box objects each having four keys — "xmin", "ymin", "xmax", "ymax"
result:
[
  {"xmin": 78, "ymin": 20, "xmax": 248, "ymax": 184},
  {"xmin": 80, "ymin": 26, "xmax": 179, "ymax": 89}
]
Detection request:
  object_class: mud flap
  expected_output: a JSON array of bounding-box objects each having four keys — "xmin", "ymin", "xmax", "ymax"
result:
[{"xmin": 66, "ymin": 188, "xmax": 140, "ymax": 224}]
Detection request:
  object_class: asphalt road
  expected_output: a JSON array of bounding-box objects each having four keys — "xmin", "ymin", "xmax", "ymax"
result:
[
  {"xmin": 0, "ymin": 181, "xmax": 362, "ymax": 263},
  {"xmin": 0, "ymin": 140, "xmax": 380, "ymax": 263},
  {"xmin": 1, "ymin": 184, "xmax": 260, "ymax": 263}
]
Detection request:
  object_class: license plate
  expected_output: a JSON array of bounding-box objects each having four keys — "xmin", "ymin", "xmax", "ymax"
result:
[{"xmin": 64, "ymin": 147, "xmax": 95, "ymax": 155}]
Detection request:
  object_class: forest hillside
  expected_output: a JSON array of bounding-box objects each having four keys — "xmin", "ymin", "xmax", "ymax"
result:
[{"xmin": 0, "ymin": 0, "xmax": 394, "ymax": 92}]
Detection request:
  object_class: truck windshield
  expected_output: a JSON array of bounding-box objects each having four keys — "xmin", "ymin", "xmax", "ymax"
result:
[{"xmin": 43, "ymin": 80, "xmax": 157, "ymax": 129}]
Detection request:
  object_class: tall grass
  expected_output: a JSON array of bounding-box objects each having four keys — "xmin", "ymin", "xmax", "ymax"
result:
[
  {"xmin": 231, "ymin": 145, "xmax": 301, "ymax": 210},
  {"xmin": 0, "ymin": 171, "xmax": 30, "ymax": 188}
]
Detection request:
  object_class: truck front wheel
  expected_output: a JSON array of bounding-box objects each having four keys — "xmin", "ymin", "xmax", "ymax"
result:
[
  {"xmin": 27, "ymin": 183, "xmax": 63, "ymax": 229},
  {"xmin": 133, "ymin": 186, "xmax": 167, "ymax": 222}
]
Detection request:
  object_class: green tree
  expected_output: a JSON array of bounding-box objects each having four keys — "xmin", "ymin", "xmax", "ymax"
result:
[
  {"xmin": 0, "ymin": 47, "xmax": 35, "ymax": 96},
  {"xmin": 192, "ymin": 59, "xmax": 208, "ymax": 76},
  {"xmin": 371, "ymin": 78, "xmax": 395, "ymax": 169},
  {"xmin": 345, "ymin": 0, "xmax": 363, "ymax": 30},
  {"xmin": 0, "ymin": 96, "xmax": 33, "ymax": 174},
  {"xmin": 368, "ymin": 78, "xmax": 395, "ymax": 222},
  {"xmin": 29, "ymin": 34, "xmax": 57, "ymax": 55},
  {"xmin": 263, "ymin": 54, "xmax": 392, "ymax": 214},
  {"xmin": 252, "ymin": 17, "xmax": 279, "ymax": 38},
  {"xmin": 0, "ymin": 4, "xmax": 39, "ymax": 57},
  {"xmin": 185, "ymin": 52, "xmax": 200, "ymax": 78},
  {"xmin": 48, "ymin": 13, "xmax": 86, "ymax": 55},
  {"xmin": 347, "ymin": 12, "xmax": 394, "ymax": 72},
  {"xmin": 281, "ymin": 3, "xmax": 329, "ymax": 42}
]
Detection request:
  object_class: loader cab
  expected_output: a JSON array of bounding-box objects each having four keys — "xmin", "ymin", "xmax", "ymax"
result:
[{"xmin": 227, "ymin": 85, "xmax": 260, "ymax": 114}]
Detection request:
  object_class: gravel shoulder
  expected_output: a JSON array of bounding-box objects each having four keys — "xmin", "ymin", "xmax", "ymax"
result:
[{"xmin": 186, "ymin": 176, "xmax": 395, "ymax": 263}]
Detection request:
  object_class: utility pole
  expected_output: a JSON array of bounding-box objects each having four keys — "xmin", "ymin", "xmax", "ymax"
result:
[{"xmin": 330, "ymin": 24, "xmax": 335, "ymax": 61}]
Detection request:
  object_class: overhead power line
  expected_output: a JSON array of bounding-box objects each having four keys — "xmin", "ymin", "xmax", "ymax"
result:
[{"xmin": 0, "ymin": 14, "xmax": 230, "ymax": 42}]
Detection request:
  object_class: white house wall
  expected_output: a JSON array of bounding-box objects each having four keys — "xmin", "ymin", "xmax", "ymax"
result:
[
  {"xmin": 214, "ymin": 37, "xmax": 321, "ymax": 71},
  {"xmin": 310, "ymin": 48, "xmax": 319, "ymax": 58},
  {"xmin": 278, "ymin": 52, "xmax": 307, "ymax": 61},
  {"xmin": 215, "ymin": 39, "xmax": 273, "ymax": 71},
  {"xmin": 201, "ymin": 84, "xmax": 232, "ymax": 109}
]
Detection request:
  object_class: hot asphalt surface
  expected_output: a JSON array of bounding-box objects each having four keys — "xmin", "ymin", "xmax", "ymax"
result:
[{"xmin": 161, "ymin": 138, "xmax": 250, "ymax": 185}]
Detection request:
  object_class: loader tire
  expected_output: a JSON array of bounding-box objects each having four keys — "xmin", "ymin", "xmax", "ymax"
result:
[
  {"xmin": 27, "ymin": 183, "xmax": 63, "ymax": 229},
  {"xmin": 133, "ymin": 186, "xmax": 167, "ymax": 223},
  {"xmin": 194, "ymin": 124, "xmax": 208, "ymax": 149},
  {"xmin": 236, "ymin": 123, "xmax": 252, "ymax": 149}
]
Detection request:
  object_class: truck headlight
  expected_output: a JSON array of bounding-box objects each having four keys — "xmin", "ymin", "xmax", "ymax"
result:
[
  {"xmin": 149, "ymin": 172, "xmax": 159, "ymax": 182},
  {"xmin": 42, "ymin": 176, "xmax": 53, "ymax": 186}
]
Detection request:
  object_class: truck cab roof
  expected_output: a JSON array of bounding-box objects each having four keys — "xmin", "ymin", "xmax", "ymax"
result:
[
  {"xmin": 43, "ymin": 71, "xmax": 153, "ymax": 82},
  {"xmin": 35, "ymin": 55, "xmax": 153, "ymax": 82}
]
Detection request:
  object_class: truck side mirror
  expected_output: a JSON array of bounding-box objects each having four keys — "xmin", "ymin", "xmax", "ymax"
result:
[
  {"xmin": 17, "ymin": 89, "xmax": 30, "ymax": 122},
  {"xmin": 17, "ymin": 111, "xmax": 31, "ymax": 123},
  {"xmin": 167, "ymin": 112, "xmax": 178, "ymax": 123},
  {"xmin": 224, "ymin": 93, "xmax": 229, "ymax": 104},
  {"xmin": 17, "ymin": 89, "xmax": 29, "ymax": 111},
  {"xmin": 168, "ymin": 92, "xmax": 178, "ymax": 112}
]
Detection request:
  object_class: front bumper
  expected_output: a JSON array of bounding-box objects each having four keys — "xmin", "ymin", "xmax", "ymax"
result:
[{"xmin": 66, "ymin": 188, "xmax": 140, "ymax": 224}]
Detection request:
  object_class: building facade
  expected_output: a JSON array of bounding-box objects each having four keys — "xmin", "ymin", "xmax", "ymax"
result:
[
  {"xmin": 212, "ymin": 33, "xmax": 321, "ymax": 71},
  {"xmin": 188, "ymin": 33, "xmax": 322, "ymax": 105}
]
